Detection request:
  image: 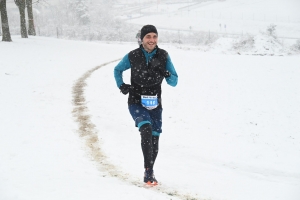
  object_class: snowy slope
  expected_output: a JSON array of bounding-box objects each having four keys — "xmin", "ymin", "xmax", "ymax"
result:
[{"xmin": 127, "ymin": 0, "xmax": 300, "ymax": 38}]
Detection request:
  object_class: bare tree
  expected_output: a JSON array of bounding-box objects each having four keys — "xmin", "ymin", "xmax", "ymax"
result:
[
  {"xmin": 26, "ymin": 0, "xmax": 36, "ymax": 35},
  {"xmin": 0, "ymin": 0, "xmax": 12, "ymax": 41},
  {"xmin": 15, "ymin": 0, "xmax": 28, "ymax": 38}
]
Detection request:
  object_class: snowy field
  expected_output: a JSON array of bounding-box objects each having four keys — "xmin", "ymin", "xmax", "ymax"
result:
[
  {"xmin": 1, "ymin": 35, "xmax": 300, "ymax": 200},
  {"xmin": 124, "ymin": 0, "xmax": 300, "ymax": 38},
  {"xmin": 1, "ymin": 0, "xmax": 300, "ymax": 199}
]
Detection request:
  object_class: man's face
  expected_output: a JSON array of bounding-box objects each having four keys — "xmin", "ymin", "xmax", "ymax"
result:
[{"xmin": 142, "ymin": 33, "xmax": 158, "ymax": 52}]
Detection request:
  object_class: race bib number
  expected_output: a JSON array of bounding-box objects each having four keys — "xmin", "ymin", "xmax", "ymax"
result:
[{"xmin": 141, "ymin": 95, "xmax": 158, "ymax": 110}]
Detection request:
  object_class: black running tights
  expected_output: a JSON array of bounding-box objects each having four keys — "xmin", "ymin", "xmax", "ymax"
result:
[{"xmin": 139, "ymin": 123, "xmax": 159, "ymax": 169}]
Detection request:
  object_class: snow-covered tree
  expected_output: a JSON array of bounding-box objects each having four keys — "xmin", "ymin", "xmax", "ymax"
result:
[
  {"xmin": 68, "ymin": 0, "xmax": 90, "ymax": 26},
  {"xmin": 14, "ymin": 0, "xmax": 28, "ymax": 38},
  {"xmin": 0, "ymin": 0, "xmax": 12, "ymax": 41},
  {"xmin": 26, "ymin": 0, "xmax": 36, "ymax": 35}
]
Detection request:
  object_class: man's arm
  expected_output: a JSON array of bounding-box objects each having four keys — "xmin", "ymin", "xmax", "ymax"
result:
[
  {"xmin": 165, "ymin": 54, "xmax": 178, "ymax": 87},
  {"xmin": 114, "ymin": 54, "xmax": 131, "ymax": 88}
]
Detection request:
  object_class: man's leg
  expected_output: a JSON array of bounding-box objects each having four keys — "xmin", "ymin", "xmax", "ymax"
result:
[
  {"xmin": 140, "ymin": 123, "xmax": 158, "ymax": 184},
  {"xmin": 129, "ymin": 104, "xmax": 153, "ymax": 168},
  {"xmin": 139, "ymin": 123, "xmax": 153, "ymax": 169},
  {"xmin": 128, "ymin": 104, "xmax": 159, "ymax": 183},
  {"xmin": 149, "ymin": 107, "xmax": 162, "ymax": 168},
  {"xmin": 152, "ymin": 135, "xmax": 159, "ymax": 166}
]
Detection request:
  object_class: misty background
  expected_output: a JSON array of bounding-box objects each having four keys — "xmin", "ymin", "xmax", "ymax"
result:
[{"xmin": 2, "ymin": 0, "xmax": 300, "ymax": 52}]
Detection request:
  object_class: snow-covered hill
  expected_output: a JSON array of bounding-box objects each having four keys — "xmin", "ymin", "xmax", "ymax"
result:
[{"xmin": 121, "ymin": 0, "xmax": 300, "ymax": 55}]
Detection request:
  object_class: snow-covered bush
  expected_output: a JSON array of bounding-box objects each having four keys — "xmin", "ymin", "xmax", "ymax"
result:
[
  {"xmin": 266, "ymin": 24, "xmax": 277, "ymax": 38},
  {"xmin": 229, "ymin": 23, "xmax": 289, "ymax": 56},
  {"xmin": 291, "ymin": 39, "xmax": 300, "ymax": 52},
  {"xmin": 232, "ymin": 34, "xmax": 255, "ymax": 51}
]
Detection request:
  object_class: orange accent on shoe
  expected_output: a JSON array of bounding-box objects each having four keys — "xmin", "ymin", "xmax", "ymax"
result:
[
  {"xmin": 146, "ymin": 181, "xmax": 152, "ymax": 185},
  {"xmin": 146, "ymin": 181, "xmax": 158, "ymax": 186}
]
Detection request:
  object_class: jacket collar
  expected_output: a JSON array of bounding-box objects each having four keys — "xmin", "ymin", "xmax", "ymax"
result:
[{"xmin": 141, "ymin": 45, "xmax": 158, "ymax": 56}]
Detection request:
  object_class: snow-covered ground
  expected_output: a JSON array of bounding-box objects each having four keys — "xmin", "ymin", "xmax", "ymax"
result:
[
  {"xmin": 1, "ymin": 35, "xmax": 300, "ymax": 200},
  {"xmin": 1, "ymin": 0, "xmax": 300, "ymax": 199}
]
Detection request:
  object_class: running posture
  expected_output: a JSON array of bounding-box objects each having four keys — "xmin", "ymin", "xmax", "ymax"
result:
[{"xmin": 114, "ymin": 25, "xmax": 178, "ymax": 185}]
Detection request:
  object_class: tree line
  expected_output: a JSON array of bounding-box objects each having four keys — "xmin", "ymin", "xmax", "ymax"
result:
[
  {"xmin": 0, "ymin": 0, "xmax": 132, "ymax": 42},
  {"xmin": 0, "ymin": 0, "xmax": 37, "ymax": 41}
]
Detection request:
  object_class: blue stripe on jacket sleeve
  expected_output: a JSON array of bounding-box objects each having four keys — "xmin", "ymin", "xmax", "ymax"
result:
[
  {"xmin": 114, "ymin": 54, "xmax": 131, "ymax": 88},
  {"xmin": 165, "ymin": 55, "xmax": 178, "ymax": 87}
]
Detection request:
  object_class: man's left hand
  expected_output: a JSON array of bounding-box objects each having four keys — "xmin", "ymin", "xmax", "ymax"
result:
[{"xmin": 162, "ymin": 70, "xmax": 171, "ymax": 78}]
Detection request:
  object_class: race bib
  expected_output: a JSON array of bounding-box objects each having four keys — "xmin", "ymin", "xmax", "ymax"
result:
[{"xmin": 141, "ymin": 95, "xmax": 158, "ymax": 110}]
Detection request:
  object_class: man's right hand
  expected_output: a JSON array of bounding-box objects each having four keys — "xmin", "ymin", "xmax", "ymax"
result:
[{"xmin": 119, "ymin": 83, "xmax": 132, "ymax": 95}]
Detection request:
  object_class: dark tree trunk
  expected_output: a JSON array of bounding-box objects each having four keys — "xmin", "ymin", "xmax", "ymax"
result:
[
  {"xmin": 26, "ymin": 0, "xmax": 35, "ymax": 35},
  {"xmin": 0, "ymin": 0, "xmax": 12, "ymax": 41},
  {"xmin": 15, "ymin": 0, "xmax": 28, "ymax": 38}
]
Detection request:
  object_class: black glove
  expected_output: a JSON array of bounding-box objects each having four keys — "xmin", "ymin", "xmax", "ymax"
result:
[
  {"xmin": 119, "ymin": 83, "xmax": 132, "ymax": 95},
  {"xmin": 162, "ymin": 70, "xmax": 171, "ymax": 78}
]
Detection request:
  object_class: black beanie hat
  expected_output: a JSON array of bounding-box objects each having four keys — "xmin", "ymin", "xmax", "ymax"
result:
[{"xmin": 140, "ymin": 25, "xmax": 158, "ymax": 40}]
